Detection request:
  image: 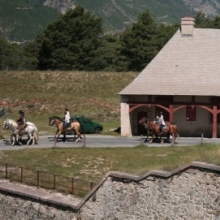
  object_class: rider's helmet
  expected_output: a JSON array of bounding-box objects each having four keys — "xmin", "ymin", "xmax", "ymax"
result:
[{"xmin": 19, "ymin": 110, "xmax": 24, "ymax": 115}]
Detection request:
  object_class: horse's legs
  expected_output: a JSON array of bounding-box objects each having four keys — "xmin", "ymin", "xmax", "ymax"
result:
[
  {"xmin": 149, "ymin": 133, "xmax": 155, "ymax": 143},
  {"xmin": 74, "ymin": 131, "xmax": 81, "ymax": 143},
  {"xmin": 55, "ymin": 129, "xmax": 61, "ymax": 142},
  {"xmin": 160, "ymin": 135, "xmax": 164, "ymax": 143},
  {"xmin": 16, "ymin": 134, "xmax": 22, "ymax": 145},
  {"xmin": 10, "ymin": 134, "xmax": 15, "ymax": 146},
  {"xmin": 27, "ymin": 133, "xmax": 34, "ymax": 145},
  {"xmin": 63, "ymin": 133, "xmax": 66, "ymax": 142}
]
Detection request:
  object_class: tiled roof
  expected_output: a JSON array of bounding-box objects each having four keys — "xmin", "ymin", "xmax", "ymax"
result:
[{"xmin": 119, "ymin": 28, "xmax": 220, "ymax": 96}]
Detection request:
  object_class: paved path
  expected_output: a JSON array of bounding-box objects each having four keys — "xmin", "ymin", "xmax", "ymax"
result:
[{"xmin": 1, "ymin": 135, "xmax": 220, "ymax": 150}]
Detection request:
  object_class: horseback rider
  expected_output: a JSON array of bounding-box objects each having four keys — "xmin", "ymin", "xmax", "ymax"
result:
[
  {"xmin": 17, "ymin": 110, "xmax": 27, "ymax": 136},
  {"xmin": 158, "ymin": 111, "xmax": 166, "ymax": 133},
  {"xmin": 64, "ymin": 108, "xmax": 70, "ymax": 129},
  {"xmin": 155, "ymin": 112, "xmax": 160, "ymax": 124}
]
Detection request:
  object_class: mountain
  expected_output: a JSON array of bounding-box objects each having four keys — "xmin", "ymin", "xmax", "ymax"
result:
[{"xmin": 1, "ymin": 0, "xmax": 220, "ymax": 42}]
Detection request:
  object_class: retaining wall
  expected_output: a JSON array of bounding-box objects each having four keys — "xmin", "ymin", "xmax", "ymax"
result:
[{"xmin": 1, "ymin": 162, "xmax": 220, "ymax": 219}]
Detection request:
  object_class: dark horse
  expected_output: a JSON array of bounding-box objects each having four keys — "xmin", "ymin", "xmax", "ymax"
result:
[
  {"xmin": 139, "ymin": 117, "xmax": 179, "ymax": 144},
  {"xmin": 49, "ymin": 116, "xmax": 83, "ymax": 143}
]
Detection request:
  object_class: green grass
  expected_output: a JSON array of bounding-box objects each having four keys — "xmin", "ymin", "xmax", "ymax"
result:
[
  {"xmin": 0, "ymin": 71, "xmax": 138, "ymax": 138},
  {"xmin": 0, "ymin": 144, "xmax": 220, "ymax": 184}
]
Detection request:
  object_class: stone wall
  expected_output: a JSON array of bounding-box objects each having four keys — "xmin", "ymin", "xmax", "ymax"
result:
[
  {"xmin": 79, "ymin": 162, "xmax": 220, "ymax": 219},
  {"xmin": 1, "ymin": 162, "xmax": 220, "ymax": 219},
  {"xmin": 0, "ymin": 192, "xmax": 78, "ymax": 220}
]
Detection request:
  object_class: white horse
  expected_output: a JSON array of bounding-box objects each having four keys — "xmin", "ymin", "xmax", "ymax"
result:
[{"xmin": 3, "ymin": 119, "xmax": 39, "ymax": 146}]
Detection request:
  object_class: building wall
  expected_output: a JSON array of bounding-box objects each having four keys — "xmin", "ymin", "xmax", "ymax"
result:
[{"xmin": 121, "ymin": 95, "xmax": 219, "ymax": 137}]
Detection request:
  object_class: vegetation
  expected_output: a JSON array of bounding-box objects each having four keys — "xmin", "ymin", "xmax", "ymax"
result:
[
  {"xmin": 0, "ymin": 6, "xmax": 178, "ymax": 72},
  {"xmin": 0, "ymin": 144, "xmax": 220, "ymax": 186},
  {"xmin": 0, "ymin": 70, "xmax": 138, "ymax": 138},
  {"xmin": 0, "ymin": 0, "xmax": 196, "ymax": 41},
  {"xmin": 0, "ymin": 0, "xmax": 58, "ymax": 41},
  {"xmin": 2, "ymin": 8, "xmax": 220, "ymax": 72}
]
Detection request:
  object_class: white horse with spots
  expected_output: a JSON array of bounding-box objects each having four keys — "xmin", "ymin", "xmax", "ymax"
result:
[{"xmin": 3, "ymin": 119, "xmax": 39, "ymax": 145}]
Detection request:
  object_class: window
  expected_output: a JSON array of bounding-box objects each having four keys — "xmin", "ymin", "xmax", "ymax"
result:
[{"xmin": 186, "ymin": 106, "xmax": 196, "ymax": 121}]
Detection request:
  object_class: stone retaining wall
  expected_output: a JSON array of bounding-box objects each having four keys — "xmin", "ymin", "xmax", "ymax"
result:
[
  {"xmin": 0, "ymin": 191, "xmax": 78, "ymax": 220},
  {"xmin": 1, "ymin": 162, "xmax": 220, "ymax": 219}
]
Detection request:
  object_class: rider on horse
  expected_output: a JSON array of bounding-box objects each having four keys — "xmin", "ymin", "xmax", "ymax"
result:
[
  {"xmin": 64, "ymin": 108, "xmax": 70, "ymax": 129},
  {"xmin": 16, "ymin": 110, "xmax": 27, "ymax": 136},
  {"xmin": 158, "ymin": 111, "xmax": 166, "ymax": 134}
]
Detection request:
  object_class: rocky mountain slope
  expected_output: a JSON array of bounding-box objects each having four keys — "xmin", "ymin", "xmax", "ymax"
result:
[{"xmin": 1, "ymin": 0, "xmax": 220, "ymax": 41}]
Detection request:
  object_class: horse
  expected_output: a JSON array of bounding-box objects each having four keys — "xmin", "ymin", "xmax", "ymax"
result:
[
  {"xmin": 49, "ymin": 116, "xmax": 83, "ymax": 143},
  {"xmin": 3, "ymin": 119, "xmax": 39, "ymax": 146},
  {"xmin": 139, "ymin": 117, "xmax": 179, "ymax": 144}
]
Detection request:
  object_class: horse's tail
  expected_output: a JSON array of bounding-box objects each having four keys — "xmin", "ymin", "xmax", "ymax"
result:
[{"xmin": 78, "ymin": 120, "xmax": 84, "ymax": 134}]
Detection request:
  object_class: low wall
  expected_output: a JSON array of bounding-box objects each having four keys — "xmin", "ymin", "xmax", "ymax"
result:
[{"xmin": 1, "ymin": 162, "xmax": 220, "ymax": 219}]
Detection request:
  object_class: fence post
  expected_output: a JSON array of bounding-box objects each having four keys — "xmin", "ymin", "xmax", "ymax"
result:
[
  {"xmin": 53, "ymin": 135, "xmax": 57, "ymax": 148},
  {"xmin": 21, "ymin": 167, "xmax": 23, "ymax": 183},
  {"xmin": 5, "ymin": 164, "xmax": 8, "ymax": 179},
  {"xmin": 83, "ymin": 134, "xmax": 86, "ymax": 147},
  {"xmin": 53, "ymin": 174, "xmax": 56, "ymax": 190},
  {"xmin": 201, "ymin": 133, "xmax": 203, "ymax": 144},
  {"xmin": 37, "ymin": 170, "xmax": 40, "ymax": 188},
  {"xmin": 90, "ymin": 181, "xmax": 93, "ymax": 190},
  {"xmin": 71, "ymin": 178, "xmax": 75, "ymax": 195}
]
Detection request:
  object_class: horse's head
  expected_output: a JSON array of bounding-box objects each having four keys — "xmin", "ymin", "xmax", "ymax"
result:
[
  {"xmin": 49, "ymin": 116, "xmax": 63, "ymax": 126},
  {"xmin": 139, "ymin": 117, "xmax": 148, "ymax": 125},
  {"xmin": 3, "ymin": 120, "xmax": 13, "ymax": 130},
  {"xmin": 3, "ymin": 121, "xmax": 9, "ymax": 130},
  {"xmin": 49, "ymin": 116, "xmax": 55, "ymax": 126}
]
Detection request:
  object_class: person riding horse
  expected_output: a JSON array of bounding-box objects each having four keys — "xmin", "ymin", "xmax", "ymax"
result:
[
  {"xmin": 158, "ymin": 111, "xmax": 166, "ymax": 134},
  {"xmin": 16, "ymin": 110, "xmax": 27, "ymax": 136},
  {"xmin": 64, "ymin": 108, "xmax": 70, "ymax": 130}
]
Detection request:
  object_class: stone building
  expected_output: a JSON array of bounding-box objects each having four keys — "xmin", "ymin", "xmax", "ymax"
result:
[{"xmin": 119, "ymin": 17, "xmax": 220, "ymax": 138}]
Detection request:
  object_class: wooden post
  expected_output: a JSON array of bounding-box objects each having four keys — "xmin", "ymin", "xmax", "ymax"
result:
[
  {"xmin": 37, "ymin": 170, "xmax": 40, "ymax": 188},
  {"xmin": 5, "ymin": 164, "xmax": 8, "ymax": 179},
  {"xmin": 53, "ymin": 174, "xmax": 56, "ymax": 190},
  {"xmin": 213, "ymin": 106, "xmax": 217, "ymax": 138},
  {"xmin": 83, "ymin": 134, "xmax": 86, "ymax": 147},
  {"xmin": 21, "ymin": 167, "xmax": 23, "ymax": 183},
  {"xmin": 71, "ymin": 178, "xmax": 75, "ymax": 195}
]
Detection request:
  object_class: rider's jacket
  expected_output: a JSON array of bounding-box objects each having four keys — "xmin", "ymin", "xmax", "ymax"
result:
[
  {"xmin": 17, "ymin": 116, "xmax": 27, "ymax": 125},
  {"xmin": 65, "ymin": 111, "xmax": 70, "ymax": 123}
]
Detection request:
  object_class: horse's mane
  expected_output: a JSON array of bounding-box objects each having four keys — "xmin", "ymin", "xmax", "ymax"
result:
[
  {"xmin": 51, "ymin": 116, "xmax": 63, "ymax": 121},
  {"xmin": 6, "ymin": 119, "xmax": 17, "ymax": 124}
]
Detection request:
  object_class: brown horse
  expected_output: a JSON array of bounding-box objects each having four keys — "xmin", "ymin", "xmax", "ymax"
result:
[
  {"xmin": 139, "ymin": 117, "xmax": 179, "ymax": 144},
  {"xmin": 49, "ymin": 116, "xmax": 83, "ymax": 143}
]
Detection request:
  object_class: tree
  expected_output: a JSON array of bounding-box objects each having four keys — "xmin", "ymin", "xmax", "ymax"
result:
[
  {"xmin": 194, "ymin": 11, "xmax": 212, "ymax": 28},
  {"xmin": 0, "ymin": 38, "xmax": 24, "ymax": 70},
  {"xmin": 119, "ymin": 10, "xmax": 177, "ymax": 71},
  {"xmin": 37, "ymin": 6, "xmax": 104, "ymax": 71}
]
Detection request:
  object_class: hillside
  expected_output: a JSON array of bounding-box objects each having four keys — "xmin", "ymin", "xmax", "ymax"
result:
[{"xmin": 0, "ymin": 0, "xmax": 220, "ymax": 41}]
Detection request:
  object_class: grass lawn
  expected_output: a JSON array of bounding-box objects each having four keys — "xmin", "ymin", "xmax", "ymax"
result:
[
  {"xmin": 0, "ymin": 71, "xmax": 138, "ymax": 138},
  {"xmin": 0, "ymin": 143, "xmax": 220, "ymax": 184}
]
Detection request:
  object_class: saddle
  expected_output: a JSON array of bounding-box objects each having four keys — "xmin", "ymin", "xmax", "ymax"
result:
[{"xmin": 64, "ymin": 122, "xmax": 71, "ymax": 128}]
